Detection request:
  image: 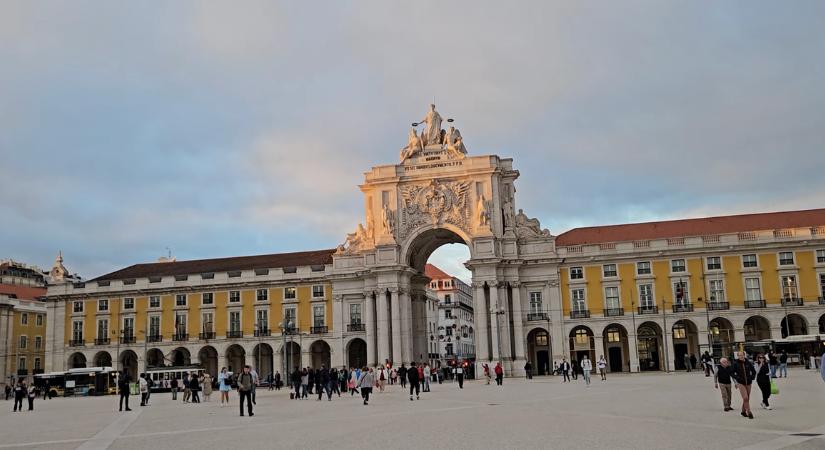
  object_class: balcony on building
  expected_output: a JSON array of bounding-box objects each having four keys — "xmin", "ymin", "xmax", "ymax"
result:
[
  {"xmin": 310, "ymin": 326, "xmax": 329, "ymax": 334},
  {"xmin": 638, "ymin": 306, "xmax": 658, "ymax": 315},
  {"xmin": 672, "ymin": 303, "xmax": 694, "ymax": 313},
  {"xmin": 254, "ymin": 327, "xmax": 271, "ymax": 337},
  {"xmin": 199, "ymin": 331, "xmax": 216, "ymax": 340},
  {"xmin": 281, "ymin": 327, "xmax": 298, "ymax": 336},
  {"xmin": 527, "ymin": 312, "xmax": 549, "ymax": 321},
  {"xmin": 570, "ymin": 310, "xmax": 590, "ymax": 319},
  {"xmin": 146, "ymin": 335, "xmax": 163, "ymax": 343},
  {"xmin": 781, "ymin": 297, "xmax": 804, "ymax": 307},
  {"xmin": 32, "ymin": 369, "xmax": 44, "ymax": 375},
  {"xmin": 347, "ymin": 323, "xmax": 365, "ymax": 332},
  {"xmin": 604, "ymin": 308, "xmax": 624, "ymax": 317},
  {"xmin": 706, "ymin": 301, "xmax": 730, "ymax": 311},
  {"xmin": 744, "ymin": 299, "xmax": 766, "ymax": 309},
  {"xmin": 172, "ymin": 333, "xmax": 188, "ymax": 341},
  {"xmin": 226, "ymin": 331, "xmax": 243, "ymax": 339},
  {"xmin": 94, "ymin": 338, "xmax": 110, "ymax": 345},
  {"xmin": 120, "ymin": 335, "xmax": 135, "ymax": 344},
  {"xmin": 17, "ymin": 369, "xmax": 28, "ymax": 376},
  {"xmin": 69, "ymin": 339, "xmax": 85, "ymax": 347}
]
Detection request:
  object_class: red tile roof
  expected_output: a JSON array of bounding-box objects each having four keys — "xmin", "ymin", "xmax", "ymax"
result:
[
  {"xmin": 91, "ymin": 249, "xmax": 336, "ymax": 282},
  {"xmin": 0, "ymin": 284, "xmax": 47, "ymax": 300},
  {"xmin": 425, "ymin": 264, "xmax": 453, "ymax": 280},
  {"xmin": 556, "ymin": 208, "xmax": 825, "ymax": 246}
]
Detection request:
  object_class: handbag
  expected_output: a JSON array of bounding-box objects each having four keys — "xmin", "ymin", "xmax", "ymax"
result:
[{"xmin": 770, "ymin": 379, "xmax": 779, "ymax": 395}]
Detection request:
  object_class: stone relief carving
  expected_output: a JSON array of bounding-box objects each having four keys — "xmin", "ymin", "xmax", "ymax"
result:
[
  {"xmin": 400, "ymin": 105, "xmax": 467, "ymax": 162},
  {"xmin": 398, "ymin": 179, "xmax": 472, "ymax": 237},
  {"xmin": 514, "ymin": 208, "xmax": 551, "ymax": 238},
  {"xmin": 336, "ymin": 223, "xmax": 373, "ymax": 255},
  {"xmin": 476, "ymin": 193, "xmax": 490, "ymax": 229}
]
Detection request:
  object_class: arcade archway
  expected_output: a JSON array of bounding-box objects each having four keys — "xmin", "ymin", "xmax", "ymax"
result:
[
  {"xmin": 225, "ymin": 344, "xmax": 245, "ymax": 373},
  {"xmin": 253, "ymin": 343, "xmax": 274, "ymax": 378},
  {"xmin": 310, "ymin": 340, "xmax": 331, "ymax": 368},
  {"xmin": 68, "ymin": 352, "xmax": 86, "ymax": 369},
  {"xmin": 198, "ymin": 346, "xmax": 218, "ymax": 377},
  {"xmin": 637, "ymin": 322, "xmax": 663, "ymax": 371},
  {"xmin": 146, "ymin": 348, "xmax": 165, "ymax": 368},
  {"xmin": 744, "ymin": 316, "xmax": 771, "ymax": 342},
  {"xmin": 93, "ymin": 351, "xmax": 112, "ymax": 368},
  {"xmin": 347, "ymin": 338, "xmax": 367, "ymax": 369},
  {"xmin": 119, "ymin": 350, "xmax": 138, "ymax": 379},
  {"xmin": 603, "ymin": 324, "xmax": 629, "ymax": 372},
  {"xmin": 526, "ymin": 328, "xmax": 550, "ymax": 375},
  {"xmin": 672, "ymin": 319, "xmax": 699, "ymax": 370}
]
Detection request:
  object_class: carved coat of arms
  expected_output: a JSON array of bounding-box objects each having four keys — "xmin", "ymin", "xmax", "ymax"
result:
[{"xmin": 398, "ymin": 179, "xmax": 471, "ymax": 237}]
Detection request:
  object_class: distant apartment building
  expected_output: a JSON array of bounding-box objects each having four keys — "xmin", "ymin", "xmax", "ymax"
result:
[{"xmin": 426, "ymin": 264, "xmax": 475, "ymax": 366}]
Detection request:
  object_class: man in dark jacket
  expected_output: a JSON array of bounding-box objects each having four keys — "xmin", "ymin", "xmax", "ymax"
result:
[
  {"xmin": 291, "ymin": 367, "xmax": 301, "ymax": 400},
  {"xmin": 118, "ymin": 370, "xmax": 131, "ymax": 411},
  {"xmin": 399, "ymin": 364, "xmax": 408, "ymax": 388},
  {"xmin": 407, "ymin": 362, "xmax": 420, "ymax": 401},
  {"xmin": 560, "ymin": 358, "xmax": 571, "ymax": 382},
  {"xmin": 238, "ymin": 365, "xmax": 254, "ymax": 417},
  {"xmin": 714, "ymin": 358, "xmax": 734, "ymax": 411},
  {"xmin": 316, "ymin": 365, "xmax": 330, "ymax": 401},
  {"xmin": 730, "ymin": 352, "xmax": 756, "ymax": 419}
]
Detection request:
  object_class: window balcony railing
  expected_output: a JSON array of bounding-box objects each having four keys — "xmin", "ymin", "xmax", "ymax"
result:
[
  {"xmin": 744, "ymin": 299, "xmax": 766, "ymax": 309},
  {"xmin": 281, "ymin": 327, "xmax": 298, "ymax": 336},
  {"xmin": 570, "ymin": 310, "xmax": 590, "ymax": 319},
  {"xmin": 94, "ymin": 338, "xmax": 110, "ymax": 345},
  {"xmin": 638, "ymin": 306, "xmax": 658, "ymax": 315},
  {"xmin": 32, "ymin": 369, "xmax": 44, "ymax": 375},
  {"xmin": 672, "ymin": 304, "xmax": 694, "ymax": 313},
  {"xmin": 781, "ymin": 297, "xmax": 804, "ymax": 307},
  {"xmin": 120, "ymin": 336, "xmax": 135, "ymax": 344},
  {"xmin": 604, "ymin": 308, "xmax": 624, "ymax": 317},
  {"xmin": 254, "ymin": 328, "xmax": 271, "ymax": 337},
  {"xmin": 172, "ymin": 333, "xmax": 188, "ymax": 341},
  {"xmin": 17, "ymin": 369, "xmax": 28, "ymax": 376},
  {"xmin": 146, "ymin": 335, "xmax": 163, "ymax": 343},
  {"xmin": 526, "ymin": 312, "xmax": 549, "ymax": 321},
  {"xmin": 706, "ymin": 302, "xmax": 730, "ymax": 311},
  {"xmin": 347, "ymin": 323, "xmax": 365, "ymax": 332},
  {"xmin": 226, "ymin": 330, "xmax": 243, "ymax": 339},
  {"xmin": 310, "ymin": 326, "xmax": 329, "ymax": 334},
  {"xmin": 199, "ymin": 332, "xmax": 216, "ymax": 340},
  {"xmin": 70, "ymin": 339, "xmax": 85, "ymax": 347}
]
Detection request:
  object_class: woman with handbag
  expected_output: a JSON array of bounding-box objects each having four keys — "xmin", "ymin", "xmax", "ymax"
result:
[
  {"xmin": 755, "ymin": 353, "xmax": 772, "ymax": 410},
  {"xmin": 358, "ymin": 366, "xmax": 374, "ymax": 406},
  {"xmin": 218, "ymin": 367, "xmax": 231, "ymax": 406}
]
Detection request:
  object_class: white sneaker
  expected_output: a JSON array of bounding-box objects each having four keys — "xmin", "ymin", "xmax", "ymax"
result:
[
  {"xmin": 766, "ymin": 405, "xmax": 773, "ymax": 410},
  {"xmin": 760, "ymin": 402, "xmax": 766, "ymax": 409}
]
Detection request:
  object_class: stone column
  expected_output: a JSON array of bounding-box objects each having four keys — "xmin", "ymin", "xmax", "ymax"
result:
[
  {"xmin": 546, "ymin": 281, "xmax": 565, "ymax": 361},
  {"xmin": 498, "ymin": 284, "xmax": 512, "ymax": 372},
  {"xmin": 489, "ymin": 283, "xmax": 501, "ymax": 362},
  {"xmin": 0, "ymin": 306, "xmax": 10, "ymax": 387},
  {"xmin": 627, "ymin": 328, "xmax": 640, "ymax": 373},
  {"xmin": 376, "ymin": 290, "xmax": 390, "ymax": 366},
  {"xmin": 399, "ymin": 289, "xmax": 411, "ymax": 365},
  {"xmin": 364, "ymin": 292, "xmax": 376, "ymax": 367},
  {"xmin": 511, "ymin": 282, "xmax": 526, "ymax": 360},
  {"xmin": 593, "ymin": 335, "xmax": 604, "ymax": 368},
  {"xmin": 473, "ymin": 283, "xmax": 490, "ymax": 362},
  {"xmin": 390, "ymin": 289, "xmax": 402, "ymax": 365},
  {"xmin": 733, "ymin": 327, "xmax": 746, "ymax": 344}
]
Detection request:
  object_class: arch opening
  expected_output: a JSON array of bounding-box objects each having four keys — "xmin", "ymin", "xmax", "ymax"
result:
[
  {"xmin": 198, "ymin": 346, "xmax": 219, "ymax": 377},
  {"xmin": 347, "ymin": 338, "xmax": 367, "ymax": 369},
  {"xmin": 526, "ymin": 328, "xmax": 550, "ymax": 375},
  {"xmin": 637, "ymin": 322, "xmax": 663, "ymax": 371},
  {"xmin": 602, "ymin": 324, "xmax": 629, "ymax": 373}
]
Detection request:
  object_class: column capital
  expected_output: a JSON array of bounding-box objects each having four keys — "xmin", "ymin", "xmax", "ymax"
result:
[
  {"xmin": 388, "ymin": 287, "xmax": 400, "ymax": 294},
  {"xmin": 362, "ymin": 290, "xmax": 375, "ymax": 298},
  {"xmin": 333, "ymin": 294, "xmax": 343, "ymax": 302},
  {"xmin": 510, "ymin": 281, "xmax": 522, "ymax": 288}
]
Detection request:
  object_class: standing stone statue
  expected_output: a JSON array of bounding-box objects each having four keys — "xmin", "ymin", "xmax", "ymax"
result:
[
  {"xmin": 382, "ymin": 204, "xmax": 395, "ymax": 235},
  {"xmin": 418, "ymin": 104, "xmax": 443, "ymax": 146},
  {"xmin": 400, "ymin": 127, "xmax": 424, "ymax": 161},
  {"xmin": 476, "ymin": 194, "xmax": 490, "ymax": 228}
]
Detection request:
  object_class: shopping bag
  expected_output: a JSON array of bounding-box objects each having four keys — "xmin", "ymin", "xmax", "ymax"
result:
[{"xmin": 770, "ymin": 379, "xmax": 779, "ymax": 395}]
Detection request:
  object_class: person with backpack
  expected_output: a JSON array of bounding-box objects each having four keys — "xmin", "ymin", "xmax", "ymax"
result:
[
  {"xmin": 138, "ymin": 374, "xmax": 148, "ymax": 407},
  {"xmin": 182, "ymin": 372, "xmax": 191, "ymax": 403},
  {"xmin": 237, "ymin": 365, "xmax": 254, "ymax": 417},
  {"xmin": 189, "ymin": 371, "xmax": 200, "ymax": 403},
  {"xmin": 494, "ymin": 362, "xmax": 504, "ymax": 385},
  {"xmin": 12, "ymin": 381, "xmax": 25, "ymax": 412},
  {"xmin": 398, "ymin": 364, "xmax": 408, "ymax": 388},
  {"xmin": 358, "ymin": 367, "xmax": 374, "ymax": 406}
]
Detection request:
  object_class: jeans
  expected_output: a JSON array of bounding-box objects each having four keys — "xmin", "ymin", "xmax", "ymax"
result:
[
  {"xmin": 301, "ymin": 384, "xmax": 308, "ymax": 399},
  {"xmin": 769, "ymin": 365, "xmax": 777, "ymax": 378},
  {"xmin": 172, "ymin": 388, "xmax": 177, "ymax": 400},
  {"xmin": 119, "ymin": 392, "xmax": 130, "ymax": 410},
  {"xmin": 719, "ymin": 383, "xmax": 732, "ymax": 409},
  {"xmin": 140, "ymin": 393, "xmax": 148, "ymax": 406},
  {"xmin": 27, "ymin": 396, "xmax": 34, "ymax": 410},
  {"xmin": 239, "ymin": 390, "xmax": 253, "ymax": 416},
  {"xmin": 563, "ymin": 371, "xmax": 570, "ymax": 382},
  {"xmin": 779, "ymin": 363, "xmax": 787, "ymax": 377},
  {"xmin": 191, "ymin": 390, "xmax": 200, "ymax": 403},
  {"xmin": 293, "ymin": 383, "xmax": 301, "ymax": 400},
  {"xmin": 423, "ymin": 378, "xmax": 431, "ymax": 391},
  {"xmin": 495, "ymin": 374, "xmax": 503, "ymax": 385},
  {"xmin": 361, "ymin": 386, "xmax": 371, "ymax": 404},
  {"xmin": 409, "ymin": 381, "xmax": 420, "ymax": 397},
  {"xmin": 583, "ymin": 370, "xmax": 591, "ymax": 385}
]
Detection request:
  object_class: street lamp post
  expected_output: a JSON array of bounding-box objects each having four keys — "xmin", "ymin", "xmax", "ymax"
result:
[
  {"xmin": 494, "ymin": 307, "xmax": 506, "ymax": 368},
  {"xmin": 630, "ymin": 298, "xmax": 638, "ymax": 373},
  {"xmin": 661, "ymin": 297, "xmax": 670, "ymax": 373}
]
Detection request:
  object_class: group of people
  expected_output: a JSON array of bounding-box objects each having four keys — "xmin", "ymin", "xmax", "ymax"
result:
[
  {"xmin": 5, "ymin": 380, "xmax": 37, "ymax": 412},
  {"xmin": 481, "ymin": 362, "xmax": 504, "ymax": 385},
  {"xmin": 713, "ymin": 351, "xmax": 777, "ymax": 419},
  {"xmin": 551, "ymin": 355, "xmax": 606, "ymax": 385}
]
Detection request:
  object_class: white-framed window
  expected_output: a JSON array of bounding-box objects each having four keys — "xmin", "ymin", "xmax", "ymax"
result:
[
  {"xmin": 674, "ymin": 281, "xmax": 689, "ymax": 305},
  {"xmin": 779, "ymin": 252, "xmax": 795, "ymax": 266},
  {"xmin": 149, "ymin": 296, "xmax": 161, "ymax": 308},
  {"xmin": 574, "ymin": 328, "xmax": 589, "ymax": 345},
  {"xmin": 817, "ymin": 249, "xmax": 825, "ymax": 264},
  {"xmin": 123, "ymin": 317, "xmax": 135, "ymax": 338},
  {"xmin": 709, "ymin": 279, "xmax": 725, "ymax": 302},
  {"xmin": 36, "ymin": 314, "xmax": 43, "ymax": 326},
  {"xmin": 819, "ymin": 273, "xmax": 825, "ymax": 298},
  {"xmin": 229, "ymin": 290, "xmax": 241, "ymax": 303},
  {"xmin": 97, "ymin": 319, "xmax": 108, "ymax": 339},
  {"xmin": 18, "ymin": 335, "xmax": 27, "ymax": 349},
  {"xmin": 706, "ymin": 256, "xmax": 721, "ymax": 270},
  {"xmin": 604, "ymin": 287, "xmax": 620, "ymax": 309},
  {"xmin": 34, "ymin": 336, "xmax": 42, "ymax": 349},
  {"xmin": 313, "ymin": 305, "xmax": 325, "ymax": 327},
  {"xmin": 745, "ymin": 277, "xmax": 762, "ymax": 301},
  {"xmin": 73, "ymin": 301, "xmax": 84, "ymax": 313},
  {"xmin": 742, "ymin": 254, "xmax": 758, "ymax": 268},
  {"xmin": 98, "ymin": 299, "xmax": 109, "ymax": 312},
  {"xmin": 256, "ymin": 309, "xmax": 268, "ymax": 330},
  {"xmin": 570, "ymin": 267, "xmax": 584, "ymax": 280},
  {"xmin": 637, "ymin": 261, "xmax": 651, "ymax": 275},
  {"xmin": 349, "ymin": 303, "xmax": 362, "ymax": 324},
  {"xmin": 202, "ymin": 292, "xmax": 214, "ymax": 305},
  {"xmin": 529, "ymin": 291, "xmax": 542, "ymax": 314},
  {"xmin": 175, "ymin": 294, "xmax": 187, "ymax": 306},
  {"xmin": 606, "ymin": 328, "xmax": 621, "ymax": 343},
  {"xmin": 34, "ymin": 358, "xmax": 41, "ymax": 371},
  {"xmin": 202, "ymin": 312, "xmax": 214, "ymax": 333},
  {"xmin": 174, "ymin": 313, "xmax": 186, "ymax": 335},
  {"xmin": 602, "ymin": 264, "xmax": 617, "ymax": 277},
  {"xmin": 284, "ymin": 287, "xmax": 297, "ymax": 299},
  {"xmin": 312, "ymin": 285, "xmax": 325, "ymax": 298},
  {"xmin": 571, "ymin": 289, "xmax": 586, "ymax": 311},
  {"xmin": 639, "ymin": 284, "xmax": 654, "ymax": 307},
  {"xmin": 671, "ymin": 259, "xmax": 686, "ymax": 273},
  {"xmin": 673, "ymin": 323, "xmax": 687, "ymax": 339},
  {"xmin": 444, "ymin": 294, "xmax": 452, "ymax": 304},
  {"xmin": 229, "ymin": 311, "xmax": 241, "ymax": 333},
  {"xmin": 445, "ymin": 309, "xmax": 453, "ymax": 319},
  {"xmin": 781, "ymin": 275, "xmax": 798, "ymax": 299},
  {"xmin": 256, "ymin": 289, "xmax": 268, "ymax": 301},
  {"xmin": 20, "ymin": 313, "xmax": 28, "ymax": 325},
  {"xmin": 123, "ymin": 297, "xmax": 135, "ymax": 310},
  {"xmin": 18, "ymin": 357, "xmax": 26, "ymax": 371},
  {"xmin": 72, "ymin": 320, "xmax": 83, "ymax": 341},
  {"xmin": 283, "ymin": 307, "xmax": 297, "ymax": 328},
  {"xmin": 149, "ymin": 316, "xmax": 161, "ymax": 336}
]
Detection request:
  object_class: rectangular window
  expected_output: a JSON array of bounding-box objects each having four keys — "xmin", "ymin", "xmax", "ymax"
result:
[
  {"xmin": 779, "ymin": 252, "xmax": 795, "ymax": 266},
  {"xmin": 709, "ymin": 280, "xmax": 725, "ymax": 302},
  {"xmin": 256, "ymin": 289, "xmax": 268, "ymax": 301},
  {"xmin": 98, "ymin": 299, "xmax": 108, "ymax": 312},
  {"xmin": 36, "ymin": 314, "xmax": 43, "ymax": 326},
  {"xmin": 229, "ymin": 290, "xmax": 240, "ymax": 303},
  {"xmin": 817, "ymin": 249, "xmax": 825, "ymax": 263},
  {"xmin": 72, "ymin": 320, "xmax": 83, "ymax": 341},
  {"xmin": 18, "ymin": 357, "xmax": 26, "ymax": 371},
  {"xmin": 312, "ymin": 285, "xmax": 325, "ymax": 298},
  {"xmin": 35, "ymin": 336, "xmax": 42, "ymax": 349},
  {"xmin": 149, "ymin": 296, "xmax": 161, "ymax": 308},
  {"xmin": 284, "ymin": 287, "xmax": 297, "ymax": 299},
  {"xmin": 671, "ymin": 259, "xmax": 686, "ymax": 272},
  {"xmin": 529, "ymin": 292, "xmax": 542, "ymax": 314},
  {"xmin": 604, "ymin": 287, "xmax": 620, "ymax": 309},
  {"xmin": 19, "ymin": 335, "xmax": 27, "ymax": 349},
  {"xmin": 123, "ymin": 297, "xmax": 134, "ymax": 310},
  {"xmin": 97, "ymin": 319, "xmax": 109, "ymax": 339},
  {"xmin": 637, "ymin": 261, "xmax": 651, "ymax": 275},
  {"xmin": 174, "ymin": 313, "xmax": 186, "ymax": 335},
  {"xmin": 349, "ymin": 304, "xmax": 362, "ymax": 324},
  {"xmin": 603, "ymin": 264, "xmax": 617, "ymax": 277},
  {"xmin": 639, "ymin": 284, "xmax": 653, "ymax": 307},
  {"xmin": 445, "ymin": 327, "xmax": 453, "ymax": 336},
  {"xmin": 283, "ymin": 307, "xmax": 297, "ymax": 328},
  {"xmin": 742, "ymin": 254, "xmax": 758, "ymax": 268},
  {"xmin": 21, "ymin": 313, "xmax": 28, "ymax": 325},
  {"xmin": 202, "ymin": 312, "xmax": 214, "ymax": 333},
  {"xmin": 674, "ymin": 281, "xmax": 689, "ymax": 305},
  {"xmin": 444, "ymin": 294, "xmax": 452, "ymax": 304},
  {"xmin": 606, "ymin": 329, "xmax": 620, "ymax": 343},
  {"xmin": 571, "ymin": 289, "xmax": 586, "ymax": 311},
  {"xmin": 73, "ymin": 301, "xmax": 84, "ymax": 313},
  {"xmin": 781, "ymin": 275, "xmax": 798, "ymax": 299},
  {"xmin": 175, "ymin": 294, "xmax": 187, "ymax": 306},
  {"xmin": 745, "ymin": 277, "xmax": 762, "ymax": 301},
  {"xmin": 149, "ymin": 316, "xmax": 161, "ymax": 336},
  {"xmin": 34, "ymin": 358, "xmax": 41, "ymax": 370},
  {"xmin": 706, "ymin": 256, "xmax": 721, "ymax": 270},
  {"xmin": 570, "ymin": 267, "xmax": 584, "ymax": 280},
  {"xmin": 313, "ymin": 305, "xmax": 325, "ymax": 327},
  {"xmin": 820, "ymin": 273, "xmax": 825, "ymax": 298},
  {"xmin": 229, "ymin": 311, "xmax": 241, "ymax": 333},
  {"xmin": 123, "ymin": 317, "xmax": 135, "ymax": 338},
  {"xmin": 256, "ymin": 309, "xmax": 268, "ymax": 330},
  {"xmin": 202, "ymin": 292, "xmax": 214, "ymax": 305},
  {"xmin": 445, "ymin": 309, "xmax": 453, "ymax": 319}
]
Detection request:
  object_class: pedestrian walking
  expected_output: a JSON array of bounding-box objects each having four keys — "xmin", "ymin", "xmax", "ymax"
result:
[
  {"xmin": 714, "ymin": 358, "xmax": 734, "ymax": 412},
  {"xmin": 524, "ymin": 361, "xmax": 533, "ymax": 379},
  {"xmin": 560, "ymin": 358, "xmax": 571, "ymax": 382},
  {"xmin": 755, "ymin": 353, "xmax": 773, "ymax": 410},
  {"xmin": 581, "ymin": 356, "xmax": 593, "ymax": 386},
  {"xmin": 683, "ymin": 354, "xmax": 692, "ymax": 373},
  {"xmin": 390, "ymin": 368, "xmax": 398, "ymax": 385},
  {"xmin": 349, "ymin": 368, "xmax": 360, "ymax": 396},
  {"xmin": 182, "ymin": 372, "xmax": 191, "ymax": 403},
  {"xmin": 12, "ymin": 381, "xmax": 25, "ymax": 412},
  {"xmin": 118, "ymin": 370, "xmax": 131, "ymax": 412},
  {"xmin": 778, "ymin": 350, "xmax": 788, "ymax": 378},
  {"xmin": 482, "ymin": 363, "xmax": 491, "ymax": 385},
  {"xmin": 4, "ymin": 384, "xmax": 11, "ymax": 401},
  {"xmin": 189, "ymin": 372, "xmax": 200, "ymax": 403},
  {"xmin": 291, "ymin": 367, "xmax": 302, "ymax": 400},
  {"xmin": 42, "ymin": 383, "xmax": 49, "ymax": 400},
  {"xmin": 702, "ymin": 351, "xmax": 714, "ymax": 377},
  {"xmin": 144, "ymin": 376, "xmax": 153, "ymax": 405},
  {"xmin": 454, "ymin": 364, "xmax": 465, "ymax": 389},
  {"xmin": 139, "ymin": 374, "xmax": 148, "ymax": 407},
  {"xmin": 494, "ymin": 362, "xmax": 504, "ymax": 385},
  {"xmin": 571, "ymin": 359, "xmax": 579, "ymax": 380},
  {"xmin": 202, "ymin": 373, "xmax": 213, "ymax": 401},
  {"xmin": 768, "ymin": 351, "xmax": 778, "ymax": 379},
  {"xmin": 307, "ymin": 368, "xmax": 315, "ymax": 395},
  {"xmin": 27, "ymin": 384, "xmax": 36, "ymax": 411},
  {"xmin": 399, "ymin": 364, "xmax": 408, "ymax": 388},
  {"xmin": 423, "ymin": 364, "xmax": 432, "ymax": 392},
  {"xmin": 408, "ymin": 362, "xmax": 421, "ymax": 401},
  {"xmin": 237, "ymin": 365, "xmax": 254, "ymax": 417},
  {"xmin": 597, "ymin": 356, "xmax": 607, "ymax": 381},
  {"xmin": 330, "ymin": 367, "xmax": 341, "ymax": 397},
  {"xmin": 358, "ymin": 367, "xmax": 374, "ymax": 405},
  {"xmin": 300, "ymin": 368, "xmax": 309, "ymax": 399},
  {"xmin": 377, "ymin": 366, "xmax": 387, "ymax": 392},
  {"xmin": 316, "ymin": 365, "xmax": 328, "ymax": 401},
  {"xmin": 273, "ymin": 371, "xmax": 281, "ymax": 391},
  {"xmin": 219, "ymin": 367, "xmax": 231, "ymax": 406},
  {"xmin": 250, "ymin": 367, "xmax": 259, "ymax": 405},
  {"xmin": 731, "ymin": 351, "xmax": 756, "ymax": 419},
  {"xmin": 690, "ymin": 354, "xmax": 697, "ymax": 371},
  {"xmin": 170, "ymin": 377, "xmax": 178, "ymax": 400}
]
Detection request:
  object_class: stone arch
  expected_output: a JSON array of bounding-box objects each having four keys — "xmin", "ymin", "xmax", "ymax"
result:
[
  {"xmin": 310, "ymin": 340, "xmax": 331, "ymax": 369},
  {"xmin": 568, "ymin": 325, "xmax": 595, "ymax": 367},
  {"xmin": 400, "ymin": 225, "xmax": 472, "ymax": 273},
  {"xmin": 526, "ymin": 327, "xmax": 551, "ymax": 375},
  {"xmin": 280, "ymin": 341, "xmax": 301, "ymax": 373},
  {"xmin": 744, "ymin": 315, "xmax": 772, "ymax": 341},
  {"xmin": 146, "ymin": 348, "xmax": 165, "ymax": 369},
  {"xmin": 92, "ymin": 351, "xmax": 112, "ymax": 368},
  {"xmin": 225, "ymin": 344, "xmax": 246, "ymax": 373},
  {"xmin": 68, "ymin": 352, "xmax": 87, "ymax": 369},
  {"xmin": 780, "ymin": 313, "xmax": 808, "ymax": 338},
  {"xmin": 170, "ymin": 347, "xmax": 191, "ymax": 367},
  {"xmin": 637, "ymin": 321, "xmax": 663, "ymax": 371},
  {"xmin": 198, "ymin": 346, "xmax": 219, "ymax": 377},
  {"xmin": 819, "ymin": 313, "xmax": 825, "ymax": 334},
  {"xmin": 347, "ymin": 338, "xmax": 367, "ymax": 369},
  {"xmin": 119, "ymin": 350, "xmax": 139, "ymax": 380},
  {"xmin": 710, "ymin": 317, "xmax": 736, "ymax": 358},
  {"xmin": 671, "ymin": 319, "xmax": 699, "ymax": 370},
  {"xmin": 252, "ymin": 343, "xmax": 274, "ymax": 379},
  {"xmin": 602, "ymin": 323, "xmax": 629, "ymax": 373}
]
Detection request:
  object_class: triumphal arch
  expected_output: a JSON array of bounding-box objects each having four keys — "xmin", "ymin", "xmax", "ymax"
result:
[{"xmin": 331, "ymin": 105, "xmax": 562, "ymax": 375}]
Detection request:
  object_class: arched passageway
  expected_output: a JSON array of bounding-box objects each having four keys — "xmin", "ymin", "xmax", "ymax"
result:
[
  {"xmin": 171, "ymin": 347, "xmax": 191, "ymax": 367},
  {"xmin": 68, "ymin": 352, "xmax": 87, "ymax": 369},
  {"xmin": 146, "ymin": 348, "xmax": 165, "ymax": 368},
  {"xmin": 603, "ymin": 324, "xmax": 629, "ymax": 372},
  {"xmin": 781, "ymin": 314, "xmax": 808, "ymax": 338},
  {"xmin": 253, "ymin": 343, "xmax": 274, "ymax": 379},
  {"xmin": 310, "ymin": 340, "xmax": 331, "ymax": 368},
  {"xmin": 569, "ymin": 326, "xmax": 594, "ymax": 368},
  {"xmin": 93, "ymin": 351, "xmax": 112, "ymax": 368},
  {"xmin": 744, "ymin": 316, "xmax": 771, "ymax": 342},
  {"xmin": 526, "ymin": 328, "xmax": 551, "ymax": 375},
  {"xmin": 226, "ymin": 344, "xmax": 246, "ymax": 373},
  {"xmin": 119, "ymin": 350, "xmax": 138, "ymax": 380},
  {"xmin": 637, "ymin": 322, "xmax": 663, "ymax": 371},
  {"xmin": 348, "ymin": 338, "xmax": 367, "ymax": 369},
  {"xmin": 672, "ymin": 319, "xmax": 699, "ymax": 370},
  {"xmin": 198, "ymin": 346, "xmax": 219, "ymax": 377}
]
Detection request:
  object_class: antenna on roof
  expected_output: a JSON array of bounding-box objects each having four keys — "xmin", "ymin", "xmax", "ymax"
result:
[{"xmin": 157, "ymin": 247, "xmax": 176, "ymax": 263}]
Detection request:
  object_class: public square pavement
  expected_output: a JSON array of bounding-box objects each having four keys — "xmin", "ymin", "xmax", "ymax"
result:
[{"xmin": 2, "ymin": 369, "xmax": 825, "ymax": 450}]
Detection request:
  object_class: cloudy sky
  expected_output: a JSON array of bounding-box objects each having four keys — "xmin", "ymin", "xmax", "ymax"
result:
[{"xmin": 1, "ymin": 1, "xmax": 824, "ymax": 281}]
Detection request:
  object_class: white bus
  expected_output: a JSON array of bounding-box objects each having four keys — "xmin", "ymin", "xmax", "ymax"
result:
[{"xmin": 146, "ymin": 366, "xmax": 205, "ymax": 392}]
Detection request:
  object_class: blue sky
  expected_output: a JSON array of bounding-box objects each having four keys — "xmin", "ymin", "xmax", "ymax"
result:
[{"xmin": 1, "ymin": 1, "xmax": 824, "ymax": 282}]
